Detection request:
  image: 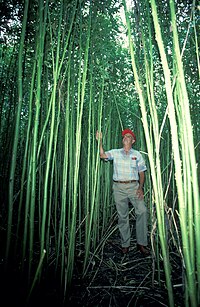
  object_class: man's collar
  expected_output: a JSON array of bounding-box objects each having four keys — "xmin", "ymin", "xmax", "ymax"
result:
[{"xmin": 121, "ymin": 147, "xmax": 134, "ymax": 154}]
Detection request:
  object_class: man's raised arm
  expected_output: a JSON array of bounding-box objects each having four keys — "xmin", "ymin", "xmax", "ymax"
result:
[{"xmin": 96, "ymin": 130, "xmax": 108, "ymax": 159}]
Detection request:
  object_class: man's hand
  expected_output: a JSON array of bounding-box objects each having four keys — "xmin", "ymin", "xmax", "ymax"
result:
[
  {"xmin": 96, "ymin": 130, "xmax": 108, "ymax": 159},
  {"xmin": 136, "ymin": 188, "xmax": 144, "ymax": 199},
  {"xmin": 96, "ymin": 130, "xmax": 102, "ymax": 141},
  {"xmin": 137, "ymin": 172, "xmax": 145, "ymax": 199}
]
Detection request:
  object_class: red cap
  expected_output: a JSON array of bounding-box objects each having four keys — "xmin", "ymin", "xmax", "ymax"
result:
[{"xmin": 122, "ymin": 129, "xmax": 136, "ymax": 141}]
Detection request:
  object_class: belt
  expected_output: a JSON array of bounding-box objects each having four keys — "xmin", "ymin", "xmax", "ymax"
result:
[{"xmin": 113, "ymin": 180, "xmax": 138, "ymax": 184}]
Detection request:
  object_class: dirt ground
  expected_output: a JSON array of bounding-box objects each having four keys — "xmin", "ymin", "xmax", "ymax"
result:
[{"xmin": 1, "ymin": 216, "xmax": 184, "ymax": 307}]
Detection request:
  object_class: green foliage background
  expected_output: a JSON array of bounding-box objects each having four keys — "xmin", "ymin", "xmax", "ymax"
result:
[{"xmin": 0, "ymin": 0, "xmax": 199, "ymax": 306}]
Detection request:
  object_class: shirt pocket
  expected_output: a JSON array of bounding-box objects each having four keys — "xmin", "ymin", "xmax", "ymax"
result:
[{"xmin": 131, "ymin": 157, "xmax": 137, "ymax": 168}]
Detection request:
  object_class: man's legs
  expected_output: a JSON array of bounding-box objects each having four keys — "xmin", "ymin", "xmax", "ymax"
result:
[
  {"xmin": 113, "ymin": 183, "xmax": 130, "ymax": 248},
  {"xmin": 134, "ymin": 199, "xmax": 148, "ymax": 246},
  {"xmin": 128, "ymin": 183, "xmax": 148, "ymax": 246}
]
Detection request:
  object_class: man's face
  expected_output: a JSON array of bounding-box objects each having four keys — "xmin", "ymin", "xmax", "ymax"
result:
[{"xmin": 122, "ymin": 133, "xmax": 135, "ymax": 146}]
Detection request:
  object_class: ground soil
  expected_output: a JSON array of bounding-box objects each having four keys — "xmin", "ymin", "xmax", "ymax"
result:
[{"xmin": 0, "ymin": 217, "xmax": 184, "ymax": 307}]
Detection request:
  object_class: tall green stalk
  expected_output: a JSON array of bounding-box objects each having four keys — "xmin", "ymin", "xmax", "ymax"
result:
[
  {"xmin": 6, "ymin": 0, "xmax": 29, "ymax": 265},
  {"xmin": 40, "ymin": 0, "xmax": 61, "ymax": 262},
  {"xmin": 15, "ymin": 59, "xmax": 36, "ymax": 255},
  {"xmin": 65, "ymin": 8, "xmax": 91, "ymax": 288},
  {"xmin": 59, "ymin": 47, "xmax": 71, "ymax": 285},
  {"xmin": 169, "ymin": 0, "xmax": 200, "ymax": 302},
  {"xmin": 123, "ymin": 1, "xmax": 174, "ymax": 306},
  {"xmin": 83, "ymin": 78, "xmax": 104, "ymax": 271},
  {"xmin": 29, "ymin": 0, "xmax": 48, "ymax": 278},
  {"xmin": 150, "ymin": 0, "xmax": 198, "ymax": 305}
]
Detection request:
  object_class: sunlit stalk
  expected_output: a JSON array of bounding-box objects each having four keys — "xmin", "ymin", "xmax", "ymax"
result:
[
  {"xmin": 170, "ymin": 0, "xmax": 200, "ymax": 302},
  {"xmin": 150, "ymin": 0, "xmax": 198, "ymax": 305},
  {"xmin": 123, "ymin": 1, "xmax": 174, "ymax": 305}
]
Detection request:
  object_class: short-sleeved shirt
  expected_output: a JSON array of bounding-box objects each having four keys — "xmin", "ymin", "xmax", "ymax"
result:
[{"xmin": 105, "ymin": 148, "xmax": 147, "ymax": 181}]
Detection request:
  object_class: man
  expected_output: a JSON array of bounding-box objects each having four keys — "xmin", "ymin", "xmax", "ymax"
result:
[{"xmin": 96, "ymin": 128, "xmax": 149, "ymax": 256}]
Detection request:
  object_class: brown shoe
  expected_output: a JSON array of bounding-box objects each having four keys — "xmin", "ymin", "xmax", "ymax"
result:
[
  {"xmin": 137, "ymin": 244, "xmax": 150, "ymax": 256},
  {"xmin": 122, "ymin": 247, "xmax": 129, "ymax": 254}
]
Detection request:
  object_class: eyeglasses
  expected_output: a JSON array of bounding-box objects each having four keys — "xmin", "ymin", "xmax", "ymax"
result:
[{"xmin": 122, "ymin": 135, "xmax": 133, "ymax": 139}]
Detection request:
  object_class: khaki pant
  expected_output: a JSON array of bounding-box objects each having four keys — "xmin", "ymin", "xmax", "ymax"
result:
[{"xmin": 113, "ymin": 182, "xmax": 148, "ymax": 248}]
